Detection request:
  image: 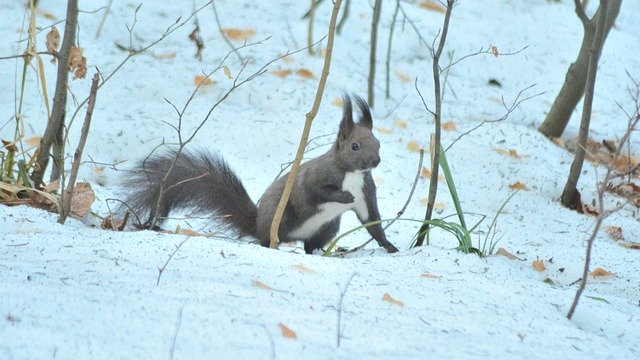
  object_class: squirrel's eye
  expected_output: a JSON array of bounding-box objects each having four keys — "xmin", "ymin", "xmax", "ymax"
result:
[{"xmin": 351, "ymin": 143, "xmax": 359, "ymax": 151}]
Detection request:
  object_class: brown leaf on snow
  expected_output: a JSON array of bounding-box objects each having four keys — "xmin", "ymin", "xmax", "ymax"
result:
[
  {"xmin": 419, "ymin": 1, "xmax": 446, "ymax": 13},
  {"xmin": 394, "ymin": 69, "xmax": 412, "ymax": 83},
  {"xmin": 70, "ymin": 182, "xmax": 95, "ymax": 219},
  {"xmin": 68, "ymin": 46, "xmax": 87, "ymax": 79},
  {"xmin": 491, "ymin": 45, "xmax": 499, "ymax": 57},
  {"xmin": 442, "ymin": 121, "xmax": 457, "ymax": 132},
  {"xmin": 508, "ymin": 181, "xmax": 529, "ymax": 191},
  {"xmin": 532, "ymin": 260, "xmax": 545, "ymax": 272},
  {"xmin": 433, "ymin": 202, "xmax": 446, "ymax": 213},
  {"xmin": 101, "ymin": 212, "xmax": 129, "ymax": 231},
  {"xmin": 495, "ymin": 247, "xmax": 519, "ymax": 260},
  {"xmin": 153, "ymin": 52, "xmax": 177, "ymax": 60},
  {"xmin": 296, "ymin": 69, "xmax": 316, "ymax": 79},
  {"xmin": 194, "ymin": 75, "xmax": 214, "ymax": 86},
  {"xmin": 494, "ymin": 148, "xmax": 522, "ymax": 159},
  {"xmin": 604, "ymin": 226, "xmax": 624, "ymax": 241},
  {"xmin": 420, "ymin": 273, "xmax": 441, "ymax": 279},
  {"xmin": 590, "ymin": 267, "xmax": 613, "ymax": 277},
  {"xmin": 382, "ymin": 293, "xmax": 404, "ymax": 307},
  {"xmin": 331, "ymin": 97, "xmax": 344, "ymax": 107},
  {"xmin": 222, "ymin": 28, "xmax": 255, "ymax": 41},
  {"xmin": 407, "ymin": 140, "xmax": 422, "ymax": 152},
  {"xmin": 44, "ymin": 180, "xmax": 60, "ymax": 193},
  {"xmin": 223, "ymin": 66, "xmax": 232, "ymax": 79},
  {"xmin": 375, "ymin": 126, "xmax": 393, "ymax": 135},
  {"xmin": 278, "ymin": 323, "xmax": 297, "ymax": 339},
  {"xmin": 252, "ymin": 280, "xmax": 277, "ymax": 291},
  {"xmin": 582, "ymin": 202, "xmax": 599, "ymax": 217},
  {"xmin": 291, "ymin": 264, "xmax": 316, "ymax": 274},
  {"xmin": 272, "ymin": 69, "xmax": 292, "ymax": 78},
  {"xmin": 394, "ymin": 119, "xmax": 408, "ymax": 129}
]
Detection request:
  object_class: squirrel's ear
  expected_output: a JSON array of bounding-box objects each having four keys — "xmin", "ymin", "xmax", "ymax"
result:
[
  {"xmin": 354, "ymin": 95, "xmax": 373, "ymax": 130},
  {"xmin": 338, "ymin": 95, "xmax": 354, "ymax": 140}
]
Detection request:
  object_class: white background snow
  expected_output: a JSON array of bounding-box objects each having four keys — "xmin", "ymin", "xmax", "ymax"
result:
[{"xmin": 1, "ymin": 0, "xmax": 639, "ymax": 358}]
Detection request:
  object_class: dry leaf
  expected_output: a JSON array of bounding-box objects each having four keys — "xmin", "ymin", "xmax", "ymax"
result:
[
  {"xmin": 222, "ymin": 28, "xmax": 256, "ymax": 41},
  {"xmin": 44, "ymin": 180, "xmax": 60, "ymax": 193},
  {"xmin": 291, "ymin": 264, "xmax": 316, "ymax": 274},
  {"xmin": 394, "ymin": 69, "xmax": 411, "ymax": 83},
  {"xmin": 68, "ymin": 46, "xmax": 87, "ymax": 79},
  {"xmin": 280, "ymin": 55, "xmax": 294, "ymax": 63},
  {"xmin": 272, "ymin": 69, "xmax": 292, "ymax": 78},
  {"xmin": 45, "ymin": 26, "xmax": 60, "ymax": 63},
  {"xmin": 433, "ymin": 202, "xmax": 446, "ymax": 213},
  {"xmin": 494, "ymin": 148, "xmax": 521, "ymax": 158},
  {"xmin": 153, "ymin": 52, "xmax": 177, "ymax": 60},
  {"xmin": 373, "ymin": 176, "xmax": 385, "ymax": 185},
  {"xmin": 278, "ymin": 323, "xmax": 297, "ymax": 339},
  {"xmin": 394, "ymin": 119, "xmax": 407, "ymax": 129},
  {"xmin": 532, "ymin": 260, "xmax": 545, "ymax": 272},
  {"xmin": 2, "ymin": 139, "xmax": 17, "ymax": 152},
  {"xmin": 94, "ymin": 166, "xmax": 104, "ymax": 174},
  {"xmin": 101, "ymin": 212, "xmax": 129, "ymax": 231},
  {"xmin": 582, "ymin": 202, "xmax": 599, "ymax": 216},
  {"xmin": 37, "ymin": 9, "xmax": 56, "ymax": 20},
  {"xmin": 407, "ymin": 140, "xmax": 422, "ymax": 152},
  {"xmin": 419, "ymin": 198, "xmax": 429, "ymax": 206},
  {"xmin": 252, "ymin": 280, "xmax": 276, "ymax": 291},
  {"xmin": 25, "ymin": 136, "xmax": 41, "ymax": 147},
  {"xmin": 419, "ymin": 1, "xmax": 446, "ymax": 13},
  {"xmin": 491, "ymin": 45, "xmax": 499, "ymax": 57},
  {"xmin": 442, "ymin": 121, "xmax": 457, "ymax": 132},
  {"xmin": 420, "ymin": 273, "xmax": 441, "ymax": 279},
  {"xmin": 179, "ymin": 228, "xmax": 202, "ymax": 237},
  {"xmin": 331, "ymin": 97, "xmax": 344, "ymax": 107},
  {"xmin": 382, "ymin": 293, "xmax": 404, "ymax": 307},
  {"xmin": 375, "ymin": 126, "xmax": 393, "ymax": 135},
  {"xmin": 496, "ymin": 247, "xmax": 519, "ymax": 260},
  {"xmin": 223, "ymin": 66, "xmax": 232, "ymax": 79},
  {"xmin": 509, "ymin": 181, "xmax": 529, "ymax": 191},
  {"xmin": 591, "ymin": 267, "xmax": 613, "ymax": 277},
  {"xmin": 194, "ymin": 75, "xmax": 214, "ymax": 86},
  {"xmin": 420, "ymin": 167, "xmax": 444, "ymax": 181},
  {"xmin": 604, "ymin": 226, "xmax": 624, "ymax": 241},
  {"xmin": 70, "ymin": 182, "xmax": 95, "ymax": 218},
  {"xmin": 296, "ymin": 69, "xmax": 316, "ymax": 79}
]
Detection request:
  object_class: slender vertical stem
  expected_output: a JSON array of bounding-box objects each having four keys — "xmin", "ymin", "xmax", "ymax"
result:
[
  {"xmin": 269, "ymin": 0, "xmax": 343, "ymax": 248},
  {"xmin": 367, "ymin": 0, "xmax": 382, "ymax": 108}
]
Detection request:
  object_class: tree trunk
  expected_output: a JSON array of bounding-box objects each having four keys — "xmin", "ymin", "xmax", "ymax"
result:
[
  {"xmin": 538, "ymin": 0, "xmax": 621, "ymax": 138},
  {"xmin": 30, "ymin": 0, "xmax": 78, "ymax": 188},
  {"xmin": 560, "ymin": 0, "xmax": 610, "ymax": 208}
]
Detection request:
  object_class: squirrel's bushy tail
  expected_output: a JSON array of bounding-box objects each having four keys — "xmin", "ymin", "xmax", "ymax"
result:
[{"xmin": 121, "ymin": 149, "xmax": 257, "ymax": 236}]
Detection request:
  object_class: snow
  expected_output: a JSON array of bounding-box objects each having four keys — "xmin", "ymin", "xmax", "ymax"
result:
[{"xmin": 1, "ymin": 0, "xmax": 639, "ymax": 358}]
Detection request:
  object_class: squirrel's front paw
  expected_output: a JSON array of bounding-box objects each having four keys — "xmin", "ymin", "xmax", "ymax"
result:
[{"xmin": 335, "ymin": 191, "xmax": 355, "ymax": 204}]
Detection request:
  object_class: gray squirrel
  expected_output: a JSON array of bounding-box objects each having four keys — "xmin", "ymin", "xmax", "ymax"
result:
[{"xmin": 122, "ymin": 95, "xmax": 399, "ymax": 254}]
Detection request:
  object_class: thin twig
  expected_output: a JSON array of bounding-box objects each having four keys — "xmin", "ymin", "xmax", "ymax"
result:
[
  {"xmin": 308, "ymin": 0, "xmax": 318, "ymax": 55},
  {"xmin": 157, "ymin": 236, "xmax": 190, "ymax": 286},
  {"xmin": 414, "ymin": 1, "xmax": 455, "ymax": 247},
  {"xmin": 367, "ymin": 0, "xmax": 382, "ymax": 107},
  {"xmin": 385, "ymin": 0, "xmax": 400, "ymax": 99},
  {"xmin": 269, "ymin": 0, "xmax": 343, "ymax": 248},
  {"xmin": 58, "ymin": 72, "xmax": 99, "ymax": 224},
  {"xmin": 212, "ymin": 1, "xmax": 243, "ymax": 63},
  {"xmin": 95, "ymin": 0, "xmax": 113, "ymax": 38},
  {"xmin": 336, "ymin": 272, "xmax": 357, "ymax": 347},
  {"xmin": 169, "ymin": 302, "xmax": 186, "ymax": 360}
]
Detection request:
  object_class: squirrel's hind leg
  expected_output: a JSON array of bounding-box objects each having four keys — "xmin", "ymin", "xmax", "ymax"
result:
[{"xmin": 303, "ymin": 218, "xmax": 341, "ymax": 254}]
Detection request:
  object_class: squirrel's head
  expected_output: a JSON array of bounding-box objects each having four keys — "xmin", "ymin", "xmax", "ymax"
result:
[{"xmin": 335, "ymin": 95, "xmax": 381, "ymax": 172}]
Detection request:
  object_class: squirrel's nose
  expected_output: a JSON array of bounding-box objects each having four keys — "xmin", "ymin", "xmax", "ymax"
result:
[{"xmin": 370, "ymin": 156, "xmax": 380, "ymax": 168}]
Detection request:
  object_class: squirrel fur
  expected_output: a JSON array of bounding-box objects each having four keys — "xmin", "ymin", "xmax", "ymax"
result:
[{"xmin": 122, "ymin": 95, "xmax": 399, "ymax": 254}]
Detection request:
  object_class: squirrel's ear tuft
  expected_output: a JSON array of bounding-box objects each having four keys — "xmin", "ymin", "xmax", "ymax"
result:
[
  {"xmin": 353, "ymin": 95, "xmax": 373, "ymax": 129},
  {"xmin": 338, "ymin": 94, "xmax": 354, "ymax": 140}
]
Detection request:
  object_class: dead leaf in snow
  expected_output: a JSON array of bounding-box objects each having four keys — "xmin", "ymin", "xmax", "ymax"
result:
[
  {"xmin": 442, "ymin": 121, "xmax": 457, "ymax": 131},
  {"xmin": 252, "ymin": 280, "xmax": 277, "ymax": 291},
  {"xmin": 532, "ymin": 260, "xmax": 545, "ymax": 272},
  {"xmin": 407, "ymin": 140, "xmax": 422, "ymax": 152},
  {"xmin": 291, "ymin": 264, "xmax": 316, "ymax": 274},
  {"xmin": 509, "ymin": 181, "xmax": 529, "ymax": 191},
  {"xmin": 296, "ymin": 69, "xmax": 316, "ymax": 79},
  {"xmin": 420, "ymin": 273, "xmax": 441, "ymax": 279},
  {"xmin": 194, "ymin": 75, "xmax": 214, "ymax": 86},
  {"xmin": 496, "ymin": 247, "xmax": 519, "ymax": 260},
  {"xmin": 590, "ymin": 268, "xmax": 613, "ymax": 277},
  {"xmin": 272, "ymin": 69, "xmax": 292, "ymax": 78},
  {"xmin": 394, "ymin": 119, "xmax": 407, "ymax": 129},
  {"xmin": 419, "ymin": 1, "xmax": 446, "ymax": 13},
  {"xmin": 222, "ymin": 28, "xmax": 255, "ymax": 41},
  {"xmin": 70, "ymin": 182, "xmax": 95, "ymax": 219},
  {"xmin": 382, "ymin": 293, "xmax": 404, "ymax": 307},
  {"xmin": 278, "ymin": 323, "xmax": 297, "ymax": 339}
]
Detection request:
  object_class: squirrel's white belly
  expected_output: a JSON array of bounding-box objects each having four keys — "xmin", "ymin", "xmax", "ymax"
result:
[{"xmin": 288, "ymin": 171, "xmax": 369, "ymax": 239}]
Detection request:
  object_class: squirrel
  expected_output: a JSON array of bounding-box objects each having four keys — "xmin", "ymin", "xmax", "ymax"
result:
[{"xmin": 121, "ymin": 95, "xmax": 399, "ymax": 254}]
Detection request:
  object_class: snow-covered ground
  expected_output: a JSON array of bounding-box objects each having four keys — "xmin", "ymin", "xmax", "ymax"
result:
[{"xmin": 1, "ymin": 0, "xmax": 639, "ymax": 358}]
